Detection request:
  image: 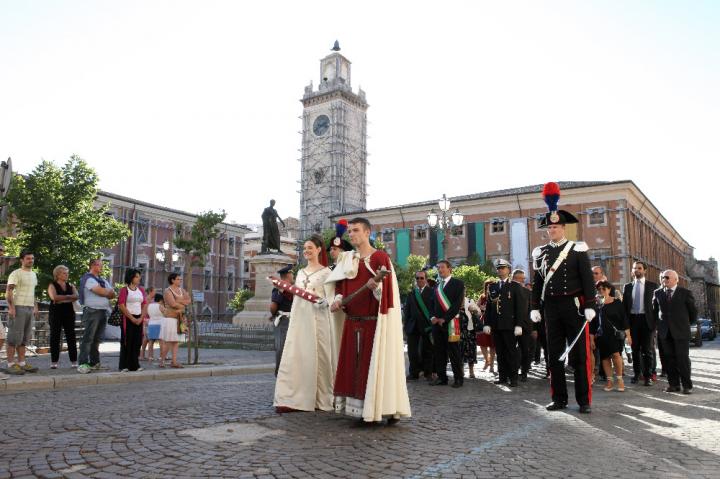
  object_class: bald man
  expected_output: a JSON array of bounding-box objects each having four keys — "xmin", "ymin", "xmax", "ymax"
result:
[{"xmin": 652, "ymin": 270, "xmax": 697, "ymax": 394}]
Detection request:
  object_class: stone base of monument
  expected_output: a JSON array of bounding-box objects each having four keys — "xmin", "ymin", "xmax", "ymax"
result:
[{"xmin": 233, "ymin": 253, "xmax": 294, "ymax": 326}]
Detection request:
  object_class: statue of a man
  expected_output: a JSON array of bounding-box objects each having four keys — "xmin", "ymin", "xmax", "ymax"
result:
[{"xmin": 261, "ymin": 199, "xmax": 286, "ymax": 254}]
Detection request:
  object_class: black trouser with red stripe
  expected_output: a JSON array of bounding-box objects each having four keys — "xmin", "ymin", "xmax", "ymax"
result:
[{"xmin": 544, "ymin": 296, "xmax": 592, "ymax": 407}]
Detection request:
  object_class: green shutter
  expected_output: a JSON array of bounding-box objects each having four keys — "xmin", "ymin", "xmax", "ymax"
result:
[
  {"xmin": 437, "ymin": 229, "xmax": 445, "ymax": 260},
  {"xmin": 395, "ymin": 229, "xmax": 410, "ymax": 268},
  {"xmin": 475, "ymin": 222, "xmax": 486, "ymax": 263}
]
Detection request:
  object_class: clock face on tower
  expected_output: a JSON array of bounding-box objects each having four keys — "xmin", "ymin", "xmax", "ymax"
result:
[{"xmin": 313, "ymin": 115, "xmax": 330, "ymax": 136}]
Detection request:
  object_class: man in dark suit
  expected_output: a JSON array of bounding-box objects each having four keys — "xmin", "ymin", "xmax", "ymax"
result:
[
  {"xmin": 403, "ymin": 270, "xmax": 434, "ymax": 381},
  {"xmin": 622, "ymin": 261, "xmax": 658, "ymax": 386},
  {"xmin": 429, "ymin": 260, "xmax": 465, "ymax": 388},
  {"xmin": 512, "ymin": 269, "xmax": 534, "ymax": 382},
  {"xmin": 652, "ymin": 269, "xmax": 697, "ymax": 394},
  {"xmin": 485, "ymin": 259, "xmax": 524, "ymax": 387}
]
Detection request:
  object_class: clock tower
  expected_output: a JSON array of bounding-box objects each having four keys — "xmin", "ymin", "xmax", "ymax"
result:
[{"xmin": 299, "ymin": 41, "xmax": 368, "ymax": 239}]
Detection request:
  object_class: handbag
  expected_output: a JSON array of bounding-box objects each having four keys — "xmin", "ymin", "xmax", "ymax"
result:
[
  {"xmin": 108, "ymin": 304, "xmax": 122, "ymax": 327},
  {"xmin": 176, "ymin": 312, "xmax": 187, "ymax": 335}
]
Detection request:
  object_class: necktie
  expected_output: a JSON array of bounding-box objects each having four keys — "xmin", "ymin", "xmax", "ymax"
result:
[
  {"xmin": 666, "ymin": 288, "xmax": 673, "ymax": 302},
  {"xmin": 633, "ymin": 282, "xmax": 642, "ymax": 314}
]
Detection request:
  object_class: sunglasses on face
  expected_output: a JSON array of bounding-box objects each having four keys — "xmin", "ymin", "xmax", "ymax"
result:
[{"xmin": 662, "ymin": 276, "xmax": 670, "ymax": 280}]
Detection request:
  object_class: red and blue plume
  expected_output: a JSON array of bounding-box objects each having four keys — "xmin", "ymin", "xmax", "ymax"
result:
[
  {"xmin": 542, "ymin": 182, "xmax": 561, "ymax": 212},
  {"xmin": 335, "ymin": 218, "xmax": 348, "ymax": 237}
]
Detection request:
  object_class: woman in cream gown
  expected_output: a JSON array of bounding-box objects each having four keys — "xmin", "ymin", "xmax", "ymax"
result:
[{"xmin": 274, "ymin": 236, "xmax": 341, "ymax": 412}]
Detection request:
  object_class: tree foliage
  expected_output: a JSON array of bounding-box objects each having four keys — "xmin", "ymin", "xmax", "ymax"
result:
[
  {"xmin": 395, "ymin": 254, "xmax": 431, "ymax": 296},
  {"xmin": 4, "ymin": 155, "xmax": 130, "ymax": 290},
  {"xmin": 452, "ymin": 265, "xmax": 496, "ymax": 300},
  {"xmin": 227, "ymin": 288, "xmax": 254, "ymax": 312},
  {"xmin": 173, "ymin": 210, "xmax": 226, "ymax": 364}
]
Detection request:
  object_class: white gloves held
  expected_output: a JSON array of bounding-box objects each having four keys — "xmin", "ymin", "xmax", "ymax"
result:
[
  {"xmin": 584, "ymin": 308, "xmax": 596, "ymax": 322},
  {"xmin": 514, "ymin": 326, "xmax": 522, "ymax": 337},
  {"xmin": 530, "ymin": 310, "xmax": 542, "ymax": 323},
  {"xmin": 483, "ymin": 326, "xmax": 491, "ymax": 335}
]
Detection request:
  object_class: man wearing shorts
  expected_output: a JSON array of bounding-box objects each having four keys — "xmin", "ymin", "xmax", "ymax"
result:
[{"xmin": 6, "ymin": 250, "xmax": 39, "ymax": 375}]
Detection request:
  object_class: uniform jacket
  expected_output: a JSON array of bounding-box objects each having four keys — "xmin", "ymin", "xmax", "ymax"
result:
[
  {"xmin": 652, "ymin": 286, "xmax": 697, "ymax": 341},
  {"xmin": 485, "ymin": 279, "xmax": 525, "ymax": 331},
  {"xmin": 531, "ymin": 240, "xmax": 596, "ymax": 309}
]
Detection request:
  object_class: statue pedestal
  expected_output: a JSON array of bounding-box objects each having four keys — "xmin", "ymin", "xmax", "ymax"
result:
[{"xmin": 233, "ymin": 253, "xmax": 294, "ymax": 326}]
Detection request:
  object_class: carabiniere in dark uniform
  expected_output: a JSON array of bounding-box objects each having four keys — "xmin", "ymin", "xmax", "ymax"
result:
[{"xmin": 530, "ymin": 182, "xmax": 596, "ymax": 414}]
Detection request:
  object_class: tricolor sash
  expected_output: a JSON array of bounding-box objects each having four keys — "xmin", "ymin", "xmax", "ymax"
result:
[
  {"xmin": 435, "ymin": 282, "xmax": 452, "ymax": 312},
  {"xmin": 448, "ymin": 317, "xmax": 461, "ymax": 342}
]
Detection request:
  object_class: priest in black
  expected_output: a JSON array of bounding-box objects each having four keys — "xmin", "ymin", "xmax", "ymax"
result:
[{"xmin": 429, "ymin": 260, "xmax": 466, "ymax": 388}]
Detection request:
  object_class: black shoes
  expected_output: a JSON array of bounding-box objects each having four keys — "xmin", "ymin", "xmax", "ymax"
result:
[
  {"xmin": 579, "ymin": 405, "xmax": 591, "ymax": 414},
  {"xmin": 509, "ymin": 381, "xmax": 518, "ymax": 388},
  {"xmin": 494, "ymin": 378, "xmax": 508, "ymax": 385},
  {"xmin": 682, "ymin": 387, "xmax": 693, "ymax": 394},
  {"xmin": 430, "ymin": 379, "xmax": 448, "ymax": 386},
  {"xmin": 406, "ymin": 375, "xmax": 419, "ymax": 381},
  {"xmin": 520, "ymin": 372, "xmax": 528, "ymax": 382},
  {"xmin": 630, "ymin": 376, "xmax": 639, "ymax": 384},
  {"xmin": 644, "ymin": 378, "xmax": 653, "ymax": 386},
  {"xmin": 546, "ymin": 402, "xmax": 567, "ymax": 411},
  {"xmin": 664, "ymin": 386, "xmax": 681, "ymax": 393},
  {"xmin": 451, "ymin": 381, "xmax": 463, "ymax": 388},
  {"xmin": 386, "ymin": 417, "xmax": 400, "ymax": 426}
]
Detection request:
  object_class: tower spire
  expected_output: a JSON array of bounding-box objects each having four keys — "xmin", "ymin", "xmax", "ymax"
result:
[{"xmin": 332, "ymin": 40, "xmax": 340, "ymax": 51}]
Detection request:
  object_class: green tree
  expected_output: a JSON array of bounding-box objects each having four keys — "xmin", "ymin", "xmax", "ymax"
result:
[
  {"xmin": 174, "ymin": 210, "xmax": 226, "ymax": 364},
  {"xmin": 228, "ymin": 288, "xmax": 254, "ymax": 312},
  {"xmin": 452, "ymin": 265, "xmax": 496, "ymax": 300},
  {"xmin": 4, "ymin": 155, "xmax": 130, "ymax": 292},
  {"xmin": 395, "ymin": 254, "xmax": 431, "ymax": 296}
]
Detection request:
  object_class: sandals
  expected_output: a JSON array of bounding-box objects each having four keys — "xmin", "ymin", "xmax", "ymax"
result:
[{"xmin": 171, "ymin": 363, "xmax": 184, "ymax": 369}]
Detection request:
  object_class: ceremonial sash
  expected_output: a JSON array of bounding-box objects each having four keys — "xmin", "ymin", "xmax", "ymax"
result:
[
  {"xmin": 448, "ymin": 317, "xmax": 461, "ymax": 342},
  {"xmin": 414, "ymin": 288, "xmax": 431, "ymax": 320},
  {"xmin": 540, "ymin": 240, "xmax": 575, "ymax": 302},
  {"xmin": 435, "ymin": 283, "xmax": 452, "ymax": 312},
  {"xmin": 414, "ymin": 287, "xmax": 432, "ymax": 333}
]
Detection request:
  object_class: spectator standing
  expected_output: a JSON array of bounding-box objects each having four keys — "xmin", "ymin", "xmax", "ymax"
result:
[
  {"xmin": 596, "ymin": 280, "xmax": 631, "ymax": 392},
  {"xmin": 512, "ymin": 269, "xmax": 534, "ymax": 382},
  {"xmin": 77, "ymin": 259, "xmax": 115, "ymax": 374},
  {"xmin": 653, "ymin": 270, "xmax": 697, "ymax": 394},
  {"xmin": 139, "ymin": 286, "xmax": 156, "ymax": 361},
  {"xmin": 5, "ymin": 250, "xmax": 39, "ymax": 375},
  {"xmin": 161, "ymin": 273, "xmax": 191, "ymax": 368},
  {"xmin": 476, "ymin": 280, "xmax": 496, "ymax": 374},
  {"xmin": 403, "ymin": 270, "xmax": 434, "ymax": 381},
  {"xmin": 47, "ymin": 265, "xmax": 79, "ymax": 369},
  {"xmin": 622, "ymin": 261, "xmax": 658, "ymax": 386},
  {"xmin": 117, "ymin": 269, "xmax": 147, "ymax": 372},
  {"xmin": 460, "ymin": 295, "xmax": 478, "ymax": 378}
]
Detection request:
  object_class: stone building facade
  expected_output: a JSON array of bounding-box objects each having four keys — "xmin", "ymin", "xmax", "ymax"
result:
[
  {"xmin": 299, "ymin": 42, "xmax": 368, "ymax": 239},
  {"xmin": 97, "ymin": 191, "xmax": 250, "ymax": 317},
  {"xmin": 331, "ymin": 181, "xmax": 693, "ymax": 289}
]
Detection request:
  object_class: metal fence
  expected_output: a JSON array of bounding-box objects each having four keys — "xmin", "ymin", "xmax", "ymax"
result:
[{"xmin": 0, "ymin": 311, "xmax": 274, "ymax": 353}]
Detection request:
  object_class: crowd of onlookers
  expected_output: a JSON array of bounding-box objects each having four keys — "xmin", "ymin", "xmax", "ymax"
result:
[{"xmin": 1, "ymin": 251, "xmax": 192, "ymax": 380}]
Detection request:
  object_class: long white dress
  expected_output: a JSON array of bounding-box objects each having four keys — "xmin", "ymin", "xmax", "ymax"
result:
[{"xmin": 273, "ymin": 267, "xmax": 339, "ymax": 412}]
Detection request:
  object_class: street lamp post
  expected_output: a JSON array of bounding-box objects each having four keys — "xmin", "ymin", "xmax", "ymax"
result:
[
  {"xmin": 155, "ymin": 240, "xmax": 180, "ymax": 271},
  {"xmin": 427, "ymin": 194, "xmax": 464, "ymax": 261}
]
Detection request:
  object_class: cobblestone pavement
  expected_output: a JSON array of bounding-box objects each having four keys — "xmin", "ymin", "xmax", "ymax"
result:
[{"xmin": 1, "ymin": 342, "xmax": 719, "ymax": 478}]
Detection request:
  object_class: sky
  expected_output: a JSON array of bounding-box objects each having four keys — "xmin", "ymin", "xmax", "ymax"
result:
[{"xmin": 1, "ymin": 1, "xmax": 719, "ymax": 260}]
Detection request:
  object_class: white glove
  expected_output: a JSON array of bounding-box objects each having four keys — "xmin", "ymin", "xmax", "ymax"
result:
[
  {"xmin": 584, "ymin": 308, "xmax": 596, "ymax": 322},
  {"xmin": 483, "ymin": 326, "xmax": 491, "ymax": 335},
  {"xmin": 530, "ymin": 310, "xmax": 542, "ymax": 323},
  {"xmin": 514, "ymin": 326, "xmax": 522, "ymax": 337}
]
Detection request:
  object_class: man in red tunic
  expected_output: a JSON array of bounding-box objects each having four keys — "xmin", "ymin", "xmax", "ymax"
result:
[{"xmin": 329, "ymin": 217, "xmax": 411, "ymax": 424}]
